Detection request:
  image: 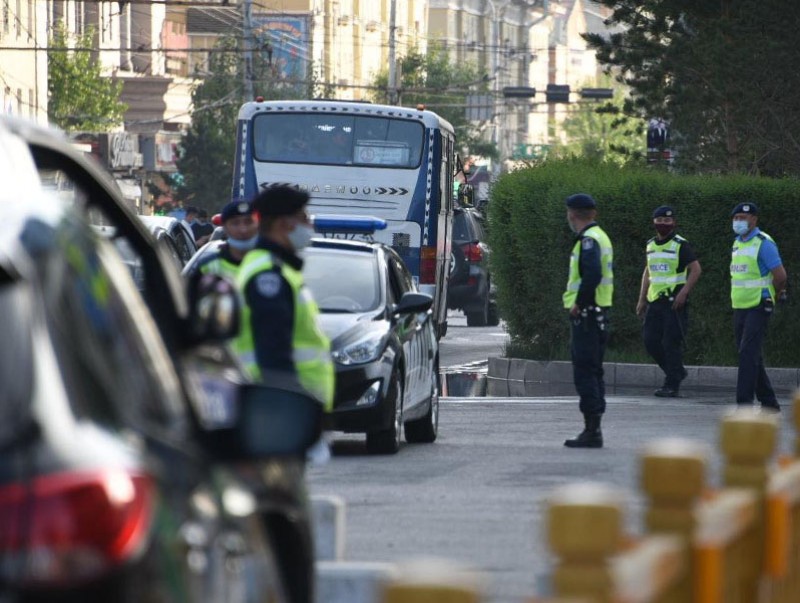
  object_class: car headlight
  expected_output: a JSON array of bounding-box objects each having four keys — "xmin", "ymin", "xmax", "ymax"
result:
[{"xmin": 332, "ymin": 332, "xmax": 387, "ymax": 365}]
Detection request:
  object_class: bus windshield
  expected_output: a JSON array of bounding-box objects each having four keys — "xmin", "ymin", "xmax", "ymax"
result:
[{"xmin": 252, "ymin": 113, "xmax": 424, "ymax": 168}]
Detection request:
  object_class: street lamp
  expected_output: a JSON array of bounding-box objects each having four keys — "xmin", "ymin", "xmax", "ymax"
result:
[{"xmin": 486, "ymin": 0, "xmax": 510, "ymax": 174}]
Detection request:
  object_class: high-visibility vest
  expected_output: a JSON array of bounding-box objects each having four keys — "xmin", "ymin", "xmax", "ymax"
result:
[
  {"xmin": 646, "ymin": 235, "xmax": 687, "ymax": 302},
  {"xmin": 199, "ymin": 250, "xmax": 240, "ymax": 283},
  {"xmin": 731, "ymin": 232, "xmax": 776, "ymax": 309},
  {"xmin": 236, "ymin": 249, "xmax": 334, "ymax": 411},
  {"xmin": 563, "ymin": 225, "xmax": 614, "ymax": 308}
]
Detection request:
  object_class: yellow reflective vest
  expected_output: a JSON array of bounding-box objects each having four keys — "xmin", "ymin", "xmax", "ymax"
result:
[
  {"xmin": 235, "ymin": 249, "xmax": 334, "ymax": 411},
  {"xmin": 563, "ymin": 225, "xmax": 614, "ymax": 309},
  {"xmin": 731, "ymin": 232, "xmax": 776, "ymax": 309},
  {"xmin": 646, "ymin": 235, "xmax": 687, "ymax": 302}
]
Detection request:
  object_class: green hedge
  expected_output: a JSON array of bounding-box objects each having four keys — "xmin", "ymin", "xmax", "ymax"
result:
[{"xmin": 487, "ymin": 159, "xmax": 800, "ymax": 367}]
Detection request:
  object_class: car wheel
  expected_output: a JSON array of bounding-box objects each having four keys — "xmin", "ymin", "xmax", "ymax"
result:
[
  {"xmin": 465, "ymin": 292, "xmax": 489, "ymax": 327},
  {"xmin": 405, "ymin": 362, "xmax": 439, "ymax": 443},
  {"xmin": 487, "ymin": 300, "xmax": 500, "ymax": 327},
  {"xmin": 366, "ymin": 370, "xmax": 403, "ymax": 455}
]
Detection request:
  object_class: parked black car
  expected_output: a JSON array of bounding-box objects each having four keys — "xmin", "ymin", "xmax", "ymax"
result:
[
  {"xmin": 0, "ymin": 117, "xmax": 321, "ymax": 603},
  {"xmin": 306, "ymin": 217, "xmax": 440, "ymax": 455},
  {"xmin": 447, "ymin": 206, "xmax": 499, "ymax": 327}
]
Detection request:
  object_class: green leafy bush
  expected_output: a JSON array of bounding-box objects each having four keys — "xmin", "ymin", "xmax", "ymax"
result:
[{"xmin": 488, "ymin": 159, "xmax": 800, "ymax": 366}]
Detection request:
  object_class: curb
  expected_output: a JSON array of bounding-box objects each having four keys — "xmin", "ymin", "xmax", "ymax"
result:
[{"xmin": 487, "ymin": 358, "xmax": 800, "ymax": 395}]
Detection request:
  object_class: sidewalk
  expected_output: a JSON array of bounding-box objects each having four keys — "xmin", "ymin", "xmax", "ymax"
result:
[{"xmin": 487, "ymin": 358, "xmax": 800, "ymax": 398}]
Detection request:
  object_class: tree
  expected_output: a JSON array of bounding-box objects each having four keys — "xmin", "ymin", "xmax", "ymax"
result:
[
  {"xmin": 552, "ymin": 75, "xmax": 646, "ymax": 165},
  {"xmin": 48, "ymin": 23, "xmax": 127, "ymax": 132},
  {"xmin": 584, "ymin": 0, "xmax": 800, "ymax": 176},
  {"xmin": 177, "ymin": 36, "xmax": 319, "ymax": 211},
  {"xmin": 371, "ymin": 45, "xmax": 497, "ymax": 160}
]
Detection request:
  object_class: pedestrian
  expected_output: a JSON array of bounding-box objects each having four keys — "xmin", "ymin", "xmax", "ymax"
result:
[
  {"xmin": 235, "ymin": 185, "xmax": 334, "ymax": 412},
  {"xmin": 562, "ymin": 193, "xmax": 613, "ymax": 449},
  {"xmin": 730, "ymin": 202, "xmax": 787, "ymax": 411},
  {"xmin": 192, "ymin": 209, "xmax": 215, "ymax": 246},
  {"xmin": 185, "ymin": 200, "xmax": 258, "ymax": 280},
  {"xmin": 636, "ymin": 206, "xmax": 702, "ymax": 397},
  {"xmin": 181, "ymin": 205, "xmax": 198, "ymax": 243}
]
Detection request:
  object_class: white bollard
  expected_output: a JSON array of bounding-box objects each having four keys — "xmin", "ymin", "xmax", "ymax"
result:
[{"xmin": 311, "ymin": 494, "xmax": 346, "ymax": 561}]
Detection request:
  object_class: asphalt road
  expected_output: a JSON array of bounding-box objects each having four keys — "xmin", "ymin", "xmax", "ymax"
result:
[
  {"xmin": 309, "ymin": 323, "xmax": 797, "ymax": 602},
  {"xmin": 439, "ymin": 311, "xmax": 508, "ymax": 370}
]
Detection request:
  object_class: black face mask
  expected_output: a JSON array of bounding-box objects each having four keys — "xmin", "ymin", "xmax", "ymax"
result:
[{"xmin": 654, "ymin": 224, "xmax": 674, "ymax": 238}]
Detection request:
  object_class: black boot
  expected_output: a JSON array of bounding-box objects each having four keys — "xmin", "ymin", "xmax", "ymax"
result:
[{"xmin": 564, "ymin": 414, "xmax": 603, "ymax": 448}]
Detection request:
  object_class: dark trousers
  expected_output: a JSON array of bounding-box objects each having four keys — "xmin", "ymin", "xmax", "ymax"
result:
[
  {"xmin": 643, "ymin": 299, "xmax": 687, "ymax": 389},
  {"xmin": 734, "ymin": 304, "xmax": 778, "ymax": 406},
  {"xmin": 570, "ymin": 311, "xmax": 608, "ymax": 416}
]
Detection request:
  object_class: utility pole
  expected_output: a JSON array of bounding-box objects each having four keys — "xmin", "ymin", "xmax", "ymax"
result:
[
  {"xmin": 387, "ymin": 0, "xmax": 398, "ymax": 105},
  {"xmin": 243, "ymin": 0, "xmax": 254, "ymax": 100}
]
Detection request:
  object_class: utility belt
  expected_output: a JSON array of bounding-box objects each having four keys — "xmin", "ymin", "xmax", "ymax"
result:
[
  {"xmin": 653, "ymin": 291, "xmax": 675, "ymax": 303},
  {"xmin": 574, "ymin": 305, "xmax": 609, "ymax": 331}
]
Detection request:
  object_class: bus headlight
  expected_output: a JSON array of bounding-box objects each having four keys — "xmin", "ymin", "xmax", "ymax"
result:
[{"xmin": 332, "ymin": 333, "xmax": 387, "ymax": 365}]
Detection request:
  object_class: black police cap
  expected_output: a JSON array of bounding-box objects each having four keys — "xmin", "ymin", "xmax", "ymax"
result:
[
  {"xmin": 220, "ymin": 200, "xmax": 253, "ymax": 222},
  {"xmin": 252, "ymin": 185, "xmax": 310, "ymax": 217},
  {"xmin": 731, "ymin": 202, "xmax": 758, "ymax": 216},
  {"xmin": 565, "ymin": 193, "xmax": 597, "ymax": 209},
  {"xmin": 652, "ymin": 205, "xmax": 675, "ymax": 219}
]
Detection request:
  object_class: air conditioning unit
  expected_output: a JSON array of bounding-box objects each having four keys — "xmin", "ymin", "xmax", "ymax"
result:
[{"xmin": 365, "ymin": 21, "xmax": 379, "ymax": 32}]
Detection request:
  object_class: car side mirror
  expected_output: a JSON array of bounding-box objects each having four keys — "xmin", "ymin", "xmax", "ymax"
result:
[
  {"xmin": 186, "ymin": 273, "xmax": 240, "ymax": 343},
  {"xmin": 195, "ymin": 383, "xmax": 323, "ymax": 461},
  {"xmin": 394, "ymin": 291, "xmax": 433, "ymax": 315}
]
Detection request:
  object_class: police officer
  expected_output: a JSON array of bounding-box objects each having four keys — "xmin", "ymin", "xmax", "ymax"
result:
[
  {"xmin": 730, "ymin": 202, "xmax": 787, "ymax": 410},
  {"xmin": 186, "ymin": 200, "xmax": 258, "ymax": 280},
  {"xmin": 235, "ymin": 185, "xmax": 334, "ymax": 412},
  {"xmin": 636, "ymin": 206, "xmax": 701, "ymax": 397},
  {"xmin": 563, "ymin": 193, "xmax": 613, "ymax": 449}
]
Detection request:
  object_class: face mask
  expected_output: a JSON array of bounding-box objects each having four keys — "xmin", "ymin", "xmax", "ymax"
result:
[
  {"xmin": 654, "ymin": 224, "xmax": 674, "ymax": 238},
  {"xmin": 287, "ymin": 223, "xmax": 315, "ymax": 250},
  {"xmin": 732, "ymin": 219, "xmax": 750, "ymax": 236},
  {"xmin": 228, "ymin": 234, "xmax": 258, "ymax": 251}
]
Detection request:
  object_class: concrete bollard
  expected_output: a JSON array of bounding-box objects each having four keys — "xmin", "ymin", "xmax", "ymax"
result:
[
  {"xmin": 380, "ymin": 558, "xmax": 486, "ymax": 603},
  {"xmin": 311, "ymin": 494, "xmax": 346, "ymax": 561},
  {"xmin": 316, "ymin": 560, "xmax": 397, "ymax": 603},
  {"xmin": 546, "ymin": 482, "xmax": 625, "ymax": 603},
  {"xmin": 640, "ymin": 438, "xmax": 708, "ymax": 603}
]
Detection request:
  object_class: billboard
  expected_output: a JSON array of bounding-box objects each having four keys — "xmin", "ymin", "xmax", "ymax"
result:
[{"xmin": 251, "ymin": 14, "xmax": 310, "ymax": 82}]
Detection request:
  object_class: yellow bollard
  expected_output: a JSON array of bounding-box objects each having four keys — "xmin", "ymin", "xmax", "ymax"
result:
[
  {"xmin": 640, "ymin": 438, "xmax": 708, "ymax": 603},
  {"xmin": 381, "ymin": 558, "xmax": 486, "ymax": 603},
  {"xmin": 546, "ymin": 482, "xmax": 625, "ymax": 603}
]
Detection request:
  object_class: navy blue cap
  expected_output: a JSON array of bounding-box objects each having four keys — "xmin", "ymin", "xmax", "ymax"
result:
[
  {"xmin": 652, "ymin": 205, "xmax": 675, "ymax": 219},
  {"xmin": 252, "ymin": 184, "xmax": 310, "ymax": 217},
  {"xmin": 220, "ymin": 200, "xmax": 253, "ymax": 222},
  {"xmin": 731, "ymin": 202, "xmax": 758, "ymax": 216},
  {"xmin": 565, "ymin": 193, "xmax": 597, "ymax": 209}
]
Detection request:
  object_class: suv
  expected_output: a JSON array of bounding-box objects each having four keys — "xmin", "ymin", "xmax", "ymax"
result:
[
  {"xmin": 0, "ymin": 118, "xmax": 321, "ymax": 603},
  {"xmin": 447, "ymin": 207, "xmax": 499, "ymax": 327}
]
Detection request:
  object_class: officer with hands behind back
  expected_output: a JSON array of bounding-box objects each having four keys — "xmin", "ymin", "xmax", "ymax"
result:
[
  {"xmin": 636, "ymin": 206, "xmax": 701, "ymax": 398},
  {"xmin": 563, "ymin": 193, "xmax": 614, "ymax": 449},
  {"xmin": 730, "ymin": 202, "xmax": 787, "ymax": 411},
  {"xmin": 234, "ymin": 185, "xmax": 334, "ymax": 412}
]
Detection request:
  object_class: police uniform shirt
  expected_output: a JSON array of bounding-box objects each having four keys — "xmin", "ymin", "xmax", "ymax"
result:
[
  {"xmin": 244, "ymin": 239, "xmax": 302, "ymax": 373},
  {"xmin": 648, "ymin": 231, "xmax": 698, "ymax": 295},
  {"xmin": 575, "ymin": 222, "xmax": 602, "ymax": 307},
  {"xmin": 735, "ymin": 226, "xmax": 782, "ymax": 298}
]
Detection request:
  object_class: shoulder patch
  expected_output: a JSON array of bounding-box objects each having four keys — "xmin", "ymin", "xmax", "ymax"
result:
[
  {"xmin": 255, "ymin": 272, "xmax": 282, "ymax": 298},
  {"xmin": 581, "ymin": 237, "xmax": 595, "ymax": 250}
]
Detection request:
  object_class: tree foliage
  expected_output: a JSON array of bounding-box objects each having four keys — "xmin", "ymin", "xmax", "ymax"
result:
[
  {"xmin": 371, "ymin": 45, "xmax": 497, "ymax": 159},
  {"xmin": 47, "ymin": 23, "xmax": 127, "ymax": 132},
  {"xmin": 585, "ymin": 0, "xmax": 800, "ymax": 176},
  {"xmin": 176, "ymin": 36, "xmax": 318, "ymax": 211},
  {"xmin": 552, "ymin": 75, "xmax": 646, "ymax": 165}
]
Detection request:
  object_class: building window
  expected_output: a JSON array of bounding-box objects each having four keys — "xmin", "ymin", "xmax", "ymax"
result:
[
  {"xmin": 2, "ymin": 0, "xmax": 8, "ymax": 35},
  {"xmin": 16, "ymin": 88, "xmax": 22, "ymax": 115},
  {"xmin": 15, "ymin": 0, "xmax": 20, "ymax": 36}
]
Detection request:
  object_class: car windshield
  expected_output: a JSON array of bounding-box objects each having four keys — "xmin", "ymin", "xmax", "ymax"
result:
[{"xmin": 303, "ymin": 249, "xmax": 381, "ymax": 312}]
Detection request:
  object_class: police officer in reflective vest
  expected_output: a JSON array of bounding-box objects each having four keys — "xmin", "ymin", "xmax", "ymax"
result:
[
  {"xmin": 235, "ymin": 185, "xmax": 334, "ymax": 413},
  {"xmin": 730, "ymin": 202, "xmax": 786, "ymax": 410},
  {"xmin": 636, "ymin": 206, "xmax": 701, "ymax": 397},
  {"xmin": 563, "ymin": 193, "xmax": 613, "ymax": 448},
  {"xmin": 188, "ymin": 200, "xmax": 258, "ymax": 281}
]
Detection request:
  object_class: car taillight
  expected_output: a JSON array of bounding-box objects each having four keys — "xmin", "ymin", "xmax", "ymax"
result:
[
  {"xmin": 0, "ymin": 469, "xmax": 155, "ymax": 588},
  {"xmin": 461, "ymin": 243, "xmax": 483, "ymax": 263},
  {"xmin": 420, "ymin": 246, "xmax": 437, "ymax": 284}
]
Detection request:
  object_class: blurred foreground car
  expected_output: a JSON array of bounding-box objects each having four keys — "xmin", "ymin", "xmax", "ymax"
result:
[
  {"xmin": 447, "ymin": 206, "xmax": 499, "ymax": 327},
  {"xmin": 0, "ymin": 117, "xmax": 321, "ymax": 603},
  {"xmin": 306, "ymin": 216, "xmax": 440, "ymax": 455}
]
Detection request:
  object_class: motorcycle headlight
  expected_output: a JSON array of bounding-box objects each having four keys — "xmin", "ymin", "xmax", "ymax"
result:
[{"xmin": 332, "ymin": 332, "xmax": 387, "ymax": 365}]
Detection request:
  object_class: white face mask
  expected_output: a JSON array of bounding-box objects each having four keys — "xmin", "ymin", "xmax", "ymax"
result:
[
  {"xmin": 228, "ymin": 234, "xmax": 258, "ymax": 251},
  {"xmin": 732, "ymin": 219, "xmax": 750, "ymax": 236},
  {"xmin": 287, "ymin": 223, "xmax": 315, "ymax": 250}
]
